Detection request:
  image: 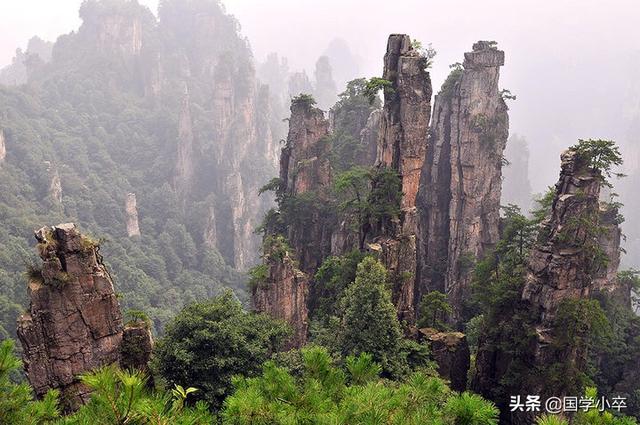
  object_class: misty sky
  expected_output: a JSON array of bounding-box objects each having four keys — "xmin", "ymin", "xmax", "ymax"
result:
[{"xmin": 1, "ymin": 0, "xmax": 639, "ymax": 193}]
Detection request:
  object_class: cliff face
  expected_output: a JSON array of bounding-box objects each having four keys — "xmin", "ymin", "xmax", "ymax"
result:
[
  {"xmin": 473, "ymin": 150, "xmax": 605, "ymax": 423},
  {"xmin": 418, "ymin": 328, "xmax": 470, "ymax": 392},
  {"xmin": 45, "ymin": 162, "xmax": 63, "ymax": 204},
  {"xmin": 374, "ymin": 34, "xmax": 432, "ymax": 323},
  {"xmin": 172, "ymin": 87, "xmax": 195, "ymax": 197},
  {"xmin": 358, "ymin": 109, "xmax": 381, "ymax": 168},
  {"xmin": 280, "ymin": 100, "xmax": 332, "ymax": 272},
  {"xmin": 522, "ymin": 150, "xmax": 602, "ymax": 321},
  {"xmin": 377, "ymin": 34, "xmax": 432, "ymax": 212},
  {"xmin": 593, "ymin": 203, "xmax": 628, "ymax": 306},
  {"xmin": 252, "ymin": 244, "xmax": 309, "ymax": 348},
  {"xmin": 125, "ymin": 193, "xmax": 141, "ymax": 237},
  {"xmin": 153, "ymin": 0, "xmax": 281, "ymax": 270},
  {"xmin": 17, "ymin": 224, "xmax": 124, "ymax": 412},
  {"xmin": 417, "ymin": 41, "xmax": 508, "ymax": 323},
  {"xmin": 17, "ymin": 223, "xmax": 153, "ymax": 412},
  {"xmin": 0, "ymin": 129, "xmax": 6, "ymax": 164}
]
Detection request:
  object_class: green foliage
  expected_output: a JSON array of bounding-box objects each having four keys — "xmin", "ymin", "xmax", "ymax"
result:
[
  {"xmin": 0, "ymin": 339, "xmax": 61, "ymax": 424},
  {"xmin": 311, "ymin": 249, "xmax": 368, "ymax": 320},
  {"xmin": 56, "ymin": 365, "xmax": 213, "ymax": 424},
  {"xmin": 364, "ymin": 77, "xmax": 393, "ymax": 104},
  {"xmin": 544, "ymin": 299, "xmax": 612, "ymax": 395},
  {"xmin": 291, "ymin": 93, "xmax": 317, "ymax": 108},
  {"xmin": 531, "ymin": 186, "xmax": 556, "ymax": 223},
  {"xmin": 411, "ymin": 39, "xmax": 437, "ymax": 69},
  {"xmin": 247, "ymin": 263, "xmax": 269, "ymax": 290},
  {"xmin": 152, "ymin": 291, "xmax": 290, "ymax": 409},
  {"xmin": 333, "ymin": 166, "xmax": 375, "ymax": 247},
  {"xmin": 221, "ymin": 345, "xmax": 498, "ymax": 424},
  {"xmin": 440, "ymin": 63, "xmax": 464, "ymax": 99},
  {"xmin": 262, "ymin": 234, "xmax": 293, "ymax": 262},
  {"xmin": 368, "ymin": 167, "xmax": 403, "ymax": 227},
  {"xmin": 444, "ymin": 392, "xmax": 500, "ymax": 425},
  {"xmin": 418, "ymin": 291, "xmax": 453, "ymax": 330},
  {"xmin": 329, "ymin": 78, "xmax": 379, "ymax": 172},
  {"xmin": 125, "ymin": 309, "xmax": 151, "ymax": 329},
  {"xmin": 0, "ymin": 0, "xmax": 257, "ymax": 337},
  {"xmin": 337, "ymin": 257, "xmax": 409, "ymax": 378},
  {"xmin": 470, "ymin": 205, "xmax": 537, "ymax": 319},
  {"xmin": 571, "ymin": 139, "xmax": 624, "ymax": 186}
]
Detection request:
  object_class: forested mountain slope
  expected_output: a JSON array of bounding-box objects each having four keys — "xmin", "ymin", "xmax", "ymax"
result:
[{"xmin": 0, "ymin": 0, "xmax": 284, "ymax": 338}]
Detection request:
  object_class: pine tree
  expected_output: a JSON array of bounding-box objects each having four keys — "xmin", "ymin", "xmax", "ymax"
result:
[{"xmin": 337, "ymin": 257, "xmax": 406, "ymax": 377}]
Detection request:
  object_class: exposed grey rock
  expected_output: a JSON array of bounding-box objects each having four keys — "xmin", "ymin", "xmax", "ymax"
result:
[{"xmin": 417, "ymin": 41, "xmax": 508, "ymax": 323}]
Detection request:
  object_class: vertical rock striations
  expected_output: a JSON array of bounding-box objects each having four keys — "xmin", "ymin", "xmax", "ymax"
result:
[
  {"xmin": 252, "ymin": 98, "xmax": 332, "ymax": 348},
  {"xmin": 592, "ymin": 203, "xmax": 628, "ymax": 305},
  {"xmin": 125, "ymin": 193, "xmax": 141, "ymax": 237},
  {"xmin": 279, "ymin": 98, "xmax": 332, "ymax": 273},
  {"xmin": 521, "ymin": 149, "xmax": 602, "ymax": 323},
  {"xmin": 473, "ymin": 149, "xmax": 609, "ymax": 423},
  {"xmin": 17, "ymin": 224, "xmax": 124, "ymax": 412},
  {"xmin": 172, "ymin": 85, "xmax": 195, "ymax": 197},
  {"xmin": 377, "ymin": 34, "xmax": 431, "ymax": 212},
  {"xmin": 252, "ymin": 239, "xmax": 310, "ymax": 349},
  {"xmin": 0, "ymin": 129, "xmax": 6, "ymax": 164},
  {"xmin": 417, "ymin": 41, "xmax": 508, "ymax": 323},
  {"xmin": 373, "ymin": 34, "xmax": 432, "ymax": 323},
  {"xmin": 358, "ymin": 109, "xmax": 382, "ymax": 168},
  {"xmin": 45, "ymin": 162, "xmax": 63, "ymax": 204}
]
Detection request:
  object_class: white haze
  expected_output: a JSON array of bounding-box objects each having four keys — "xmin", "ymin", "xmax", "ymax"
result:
[{"xmin": 1, "ymin": 0, "xmax": 640, "ymax": 260}]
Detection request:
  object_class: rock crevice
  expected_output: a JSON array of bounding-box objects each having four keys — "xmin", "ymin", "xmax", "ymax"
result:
[{"xmin": 417, "ymin": 41, "xmax": 508, "ymax": 323}]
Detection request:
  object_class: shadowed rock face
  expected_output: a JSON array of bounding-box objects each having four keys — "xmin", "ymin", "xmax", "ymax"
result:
[
  {"xmin": 280, "ymin": 100, "xmax": 332, "ymax": 273},
  {"xmin": 522, "ymin": 150, "xmax": 602, "ymax": 321},
  {"xmin": 281, "ymin": 101, "xmax": 331, "ymax": 197},
  {"xmin": 377, "ymin": 34, "xmax": 432, "ymax": 211},
  {"xmin": 251, "ymin": 100, "xmax": 331, "ymax": 348},
  {"xmin": 473, "ymin": 150, "xmax": 608, "ymax": 424},
  {"xmin": 593, "ymin": 203, "xmax": 629, "ymax": 306},
  {"xmin": 417, "ymin": 41, "xmax": 508, "ymax": 323},
  {"xmin": 252, "ymin": 249, "xmax": 309, "ymax": 349},
  {"xmin": 17, "ymin": 224, "xmax": 124, "ymax": 412},
  {"xmin": 358, "ymin": 109, "xmax": 382, "ymax": 168},
  {"xmin": 371, "ymin": 34, "xmax": 432, "ymax": 324},
  {"xmin": 418, "ymin": 328, "xmax": 470, "ymax": 392}
]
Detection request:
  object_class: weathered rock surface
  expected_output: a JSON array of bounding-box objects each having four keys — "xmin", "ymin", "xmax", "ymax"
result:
[
  {"xmin": 521, "ymin": 150, "xmax": 602, "ymax": 321},
  {"xmin": 125, "ymin": 193, "xmax": 141, "ymax": 237},
  {"xmin": 358, "ymin": 109, "xmax": 381, "ymax": 167},
  {"xmin": 377, "ymin": 34, "xmax": 432, "ymax": 211},
  {"xmin": 252, "ymin": 248, "xmax": 309, "ymax": 349},
  {"xmin": 373, "ymin": 34, "xmax": 432, "ymax": 323},
  {"xmin": 0, "ymin": 129, "xmax": 6, "ymax": 164},
  {"xmin": 280, "ymin": 99, "xmax": 332, "ymax": 272},
  {"xmin": 44, "ymin": 162, "xmax": 63, "ymax": 204},
  {"xmin": 417, "ymin": 41, "xmax": 508, "ymax": 323},
  {"xmin": 419, "ymin": 328, "xmax": 470, "ymax": 392},
  {"xmin": 593, "ymin": 203, "xmax": 629, "ymax": 306},
  {"xmin": 17, "ymin": 224, "xmax": 124, "ymax": 412},
  {"xmin": 472, "ymin": 150, "xmax": 606, "ymax": 425},
  {"xmin": 172, "ymin": 86, "xmax": 195, "ymax": 196}
]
